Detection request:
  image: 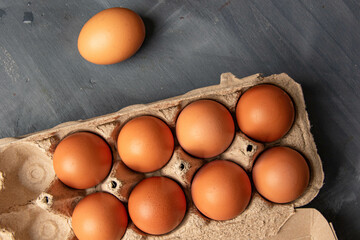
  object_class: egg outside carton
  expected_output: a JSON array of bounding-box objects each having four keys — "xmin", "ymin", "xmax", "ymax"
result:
[{"xmin": 0, "ymin": 73, "xmax": 324, "ymax": 240}]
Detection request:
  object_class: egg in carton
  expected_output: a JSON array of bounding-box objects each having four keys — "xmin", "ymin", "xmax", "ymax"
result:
[{"xmin": 0, "ymin": 73, "xmax": 324, "ymax": 240}]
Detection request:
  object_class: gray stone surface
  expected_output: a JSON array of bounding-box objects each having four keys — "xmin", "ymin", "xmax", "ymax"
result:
[{"xmin": 0, "ymin": 0, "xmax": 359, "ymax": 239}]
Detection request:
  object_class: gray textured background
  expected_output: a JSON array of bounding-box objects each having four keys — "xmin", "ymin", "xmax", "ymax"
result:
[{"xmin": 0, "ymin": 0, "xmax": 359, "ymax": 239}]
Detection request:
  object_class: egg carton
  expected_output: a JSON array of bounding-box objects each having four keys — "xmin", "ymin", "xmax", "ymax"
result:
[{"xmin": 0, "ymin": 73, "xmax": 324, "ymax": 240}]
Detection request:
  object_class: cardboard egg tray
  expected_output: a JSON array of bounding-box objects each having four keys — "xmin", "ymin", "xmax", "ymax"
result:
[{"xmin": 0, "ymin": 73, "xmax": 336, "ymax": 240}]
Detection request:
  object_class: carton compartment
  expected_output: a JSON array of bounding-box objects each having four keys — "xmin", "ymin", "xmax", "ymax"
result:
[
  {"xmin": 0, "ymin": 143, "xmax": 54, "ymax": 213},
  {"xmin": 0, "ymin": 73, "xmax": 324, "ymax": 240},
  {"xmin": 0, "ymin": 204, "xmax": 71, "ymax": 240}
]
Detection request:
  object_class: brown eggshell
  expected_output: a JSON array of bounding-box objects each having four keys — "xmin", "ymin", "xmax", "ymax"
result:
[
  {"xmin": 71, "ymin": 192, "xmax": 128, "ymax": 240},
  {"xmin": 117, "ymin": 116, "xmax": 174, "ymax": 173},
  {"xmin": 53, "ymin": 132, "xmax": 112, "ymax": 189},
  {"xmin": 78, "ymin": 7, "xmax": 145, "ymax": 65},
  {"xmin": 176, "ymin": 100, "xmax": 235, "ymax": 158},
  {"xmin": 128, "ymin": 176, "xmax": 186, "ymax": 235},
  {"xmin": 252, "ymin": 146, "xmax": 310, "ymax": 203},
  {"xmin": 191, "ymin": 160, "xmax": 252, "ymax": 220},
  {"xmin": 236, "ymin": 84, "xmax": 295, "ymax": 143}
]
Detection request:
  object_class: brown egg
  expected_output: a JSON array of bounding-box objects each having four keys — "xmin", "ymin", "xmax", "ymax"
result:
[
  {"xmin": 117, "ymin": 116, "xmax": 174, "ymax": 173},
  {"xmin": 252, "ymin": 146, "xmax": 310, "ymax": 203},
  {"xmin": 128, "ymin": 176, "xmax": 186, "ymax": 235},
  {"xmin": 72, "ymin": 192, "xmax": 128, "ymax": 240},
  {"xmin": 236, "ymin": 84, "xmax": 295, "ymax": 142},
  {"xmin": 191, "ymin": 160, "xmax": 252, "ymax": 220},
  {"xmin": 176, "ymin": 100, "xmax": 235, "ymax": 158},
  {"xmin": 53, "ymin": 132, "xmax": 112, "ymax": 189},
  {"xmin": 78, "ymin": 7, "xmax": 145, "ymax": 65}
]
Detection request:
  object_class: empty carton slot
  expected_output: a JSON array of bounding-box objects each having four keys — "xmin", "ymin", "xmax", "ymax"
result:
[
  {"xmin": 0, "ymin": 143, "xmax": 54, "ymax": 213},
  {"xmin": 0, "ymin": 205, "xmax": 72, "ymax": 240}
]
